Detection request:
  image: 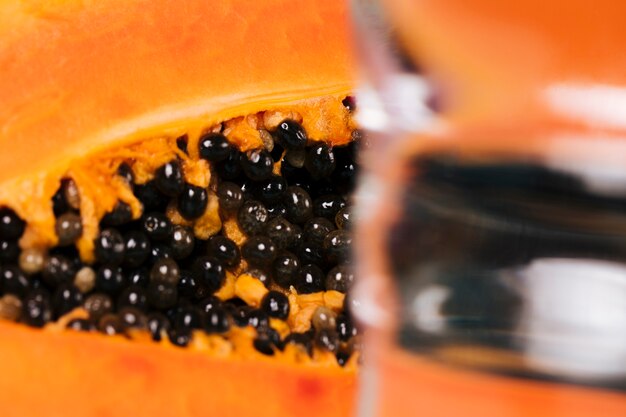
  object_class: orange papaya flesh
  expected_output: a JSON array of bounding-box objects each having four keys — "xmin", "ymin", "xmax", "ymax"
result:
[
  {"xmin": 0, "ymin": 0, "xmax": 359, "ymax": 415},
  {"xmin": 0, "ymin": 319, "xmax": 356, "ymax": 417}
]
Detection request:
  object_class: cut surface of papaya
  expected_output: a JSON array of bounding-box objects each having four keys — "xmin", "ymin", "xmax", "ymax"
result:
[{"xmin": 0, "ymin": 0, "xmax": 359, "ymax": 415}]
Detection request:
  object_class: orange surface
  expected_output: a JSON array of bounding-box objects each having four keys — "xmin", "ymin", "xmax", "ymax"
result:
[
  {"xmin": 386, "ymin": 0, "xmax": 626, "ymax": 134},
  {"xmin": 0, "ymin": 320, "xmax": 356, "ymax": 417},
  {"xmin": 0, "ymin": 0, "xmax": 354, "ymax": 214},
  {"xmin": 372, "ymin": 346, "xmax": 626, "ymax": 417}
]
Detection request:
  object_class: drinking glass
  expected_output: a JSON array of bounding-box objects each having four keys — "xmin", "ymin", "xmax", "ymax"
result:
[{"xmin": 350, "ymin": 1, "xmax": 626, "ymax": 416}]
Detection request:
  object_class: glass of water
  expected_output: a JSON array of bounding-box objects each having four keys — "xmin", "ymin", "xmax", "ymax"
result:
[{"xmin": 350, "ymin": 1, "xmax": 626, "ymax": 416}]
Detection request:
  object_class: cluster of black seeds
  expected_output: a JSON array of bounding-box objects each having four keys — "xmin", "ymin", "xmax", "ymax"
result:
[{"xmin": 0, "ymin": 110, "xmax": 361, "ymax": 366}]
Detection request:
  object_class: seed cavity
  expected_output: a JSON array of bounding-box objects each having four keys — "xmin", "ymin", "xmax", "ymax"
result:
[{"xmin": 0, "ymin": 104, "xmax": 362, "ymax": 366}]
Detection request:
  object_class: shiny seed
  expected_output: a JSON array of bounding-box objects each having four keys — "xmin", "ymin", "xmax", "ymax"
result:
[
  {"xmin": 177, "ymin": 184, "xmax": 208, "ymax": 220},
  {"xmin": 0, "ymin": 207, "xmax": 25, "ymax": 240},
  {"xmin": 283, "ymin": 332, "xmax": 313, "ymax": 355},
  {"xmin": 101, "ymin": 201, "xmax": 133, "ymax": 226},
  {"xmin": 168, "ymin": 328, "xmax": 191, "ymax": 347},
  {"xmin": 150, "ymin": 258, "xmax": 181, "ymax": 286},
  {"xmin": 147, "ymin": 313, "xmax": 170, "ymax": 341},
  {"xmin": 146, "ymin": 282, "xmax": 178, "ymax": 310},
  {"xmin": 117, "ymin": 162, "xmax": 135, "ymax": 185},
  {"xmin": 313, "ymin": 194, "xmax": 346, "ymax": 219},
  {"xmin": 204, "ymin": 306, "xmax": 231, "ymax": 334},
  {"xmin": 142, "ymin": 212, "xmax": 172, "ymax": 241},
  {"xmin": 170, "ymin": 225, "xmax": 195, "ymax": 260},
  {"xmin": 241, "ymin": 236, "xmax": 277, "ymax": 267},
  {"xmin": 237, "ymin": 200, "xmax": 268, "ymax": 236},
  {"xmin": 118, "ymin": 307, "xmax": 148, "ymax": 329},
  {"xmin": 246, "ymin": 268, "xmax": 271, "ymax": 287},
  {"xmin": 336, "ymin": 314, "xmax": 357, "ymax": 342},
  {"xmin": 198, "ymin": 132, "xmax": 231, "ymax": 162},
  {"xmin": 342, "ymin": 96, "xmax": 356, "ymax": 111},
  {"xmin": 284, "ymin": 148, "xmax": 306, "ymax": 168},
  {"xmin": 325, "ymin": 265, "xmax": 354, "ymax": 293},
  {"xmin": 294, "ymin": 264, "xmax": 324, "ymax": 294},
  {"xmin": 22, "ymin": 289, "xmax": 52, "ymax": 328},
  {"xmin": 118, "ymin": 285, "xmax": 148, "ymax": 310},
  {"xmin": 66, "ymin": 318, "xmax": 94, "ymax": 332},
  {"xmin": 272, "ymin": 251, "xmax": 300, "ymax": 288},
  {"xmin": 283, "ymin": 186, "xmax": 313, "ymax": 224},
  {"xmin": 336, "ymin": 348, "xmax": 352, "ymax": 367},
  {"xmin": 123, "ymin": 231, "xmax": 151, "ymax": 268},
  {"xmin": 335, "ymin": 206, "xmax": 353, "ymax": 229},
  {"xmin": 94, "ymin": 228, "xmax": 125, "ymax": 265},
  {"xmin": 177, "ymin": 269, "xmax": 201, "ymax": 299},
  {"xmin": 192, "ymin": 256, "xmax": 225, "ymax": 293},
  {"xmin": 241, "ymin": 149, "xmax": 274, "ymax": 181},
  {"xmin": 83, "ymin": 293, "xmax": 113, "ymax": 321},
  {"xmin": 98, "ymin": 313, "xmax": 125, "ymax": 335},
  {"xmin": 215, "ymin": 149, "xmax": 243, "ymax": 181},
  {"xmin": 19, "ymin": 248, "xmax": 46, "ymax": 275},
  {"xmin": 42, "ymin": 254, "xmax": 77, "ymax": 286},
  {"xmin": 74, "ymin": 266, "xmax": 96, "ymax": 293},
  {"xmin": 216, "ymin": 182, "xmax": 244, "ymax": 212},
  {"xmin": 303, "ymin": 217, "xmax": 335, "ymax": 246},
  {"xmin": 266, "ymin": 217, "xmax": 300, "ymax": 250},
  {"xmin": 260, "ymin": 291, "xmax": 290, "ymax": 320},
  {"xmin": 95, "ymin": 265, "xmax": 127, "ymax": 294},
  {"xmin": 247, "ymin": 309, "xmax": 269, "ymax": 329},
  {"xmin": 1, "ymin": 266, "xmax": 30, "ymax": 297},
  {"xmin": 0, "ymin": 240, "xmax": 19, "ymax": 262},
  {"xmin": 305, "ymin": 143, "xmax": 336, "ymax": 179},
  {"xmin": 323, "ymin": 229, "xmax": 353, "ymax": 264},
  {"xmin": 256, "ymin": 175, "xmax": 287, "ymax": 205},
  {"xmin": 52, "ymin": 283, "xmax": 83, "ymax": 318},
  {"xmin": 315, "ymin": 328, "xmax": 340, "ymax": 353},
  {"xmin": 62, "ymin": 178, "xmax": 81, "ymax": 210},
  {"xmin": 0, "ymin": 294, "xmax": 22, "ymax": 321},
  {"xmin": 274, "ymin": 119, "xmax": 307, "ymax": 150},
  {"xmin": 207, "ymin": 236, "xmax": 240, "ymax": 267},
  {"xmin": 154, "ymin": 159, "xmax": 184, "ymax": 197},
  {"xmin": 312, "ymin": 306, "xmax": 337, "ymax": 331},
  {"xmin": 55, "ymin": 212, "xmax": 83, "ymax": 246},
  {"xmin": 173, "ymin": 306, "xmax": 203, "ymax": 331}
]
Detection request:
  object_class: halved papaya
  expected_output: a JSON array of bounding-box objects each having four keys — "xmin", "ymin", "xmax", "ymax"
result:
[{"xmin": 0, "ymin": 0, "xmax": 358, "ymax": 416}]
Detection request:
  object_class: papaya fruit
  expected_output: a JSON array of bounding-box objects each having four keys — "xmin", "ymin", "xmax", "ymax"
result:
[{"xmin": 0, "ymin": 0, "xmax": 359, "ymax": 416}]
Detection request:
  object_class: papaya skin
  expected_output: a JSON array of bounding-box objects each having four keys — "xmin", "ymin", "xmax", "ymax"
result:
[{"xmin": 0, "ymin": 0, "xmax": 358, "ymax": 415}]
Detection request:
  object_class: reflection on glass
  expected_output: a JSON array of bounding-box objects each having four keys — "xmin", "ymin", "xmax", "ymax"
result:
[
  {"xmin": 350, "ymin": 0, "xmax": 626, "ymax": 416},
  {"xmin": 391, "ymin": 154, "xmax": 626, "ymax": 390}
]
